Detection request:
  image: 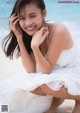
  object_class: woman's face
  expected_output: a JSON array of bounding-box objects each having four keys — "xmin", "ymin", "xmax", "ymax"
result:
[{"xmin": 18, "ymin": 3, "xmax": 46, "ymax": 36}]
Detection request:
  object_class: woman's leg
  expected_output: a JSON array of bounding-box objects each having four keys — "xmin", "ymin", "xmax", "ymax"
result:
[
  {"xmin": 31, "ymin": 87, "xmax": 64, "ymax": 113},
  {"xmin": 44, "ymin": 98, "xmax": 64, "ymax": 113},
  {"xmin": 72, "ymin": 101, "xmax": 80, "ymax": 113},
  {"xmin": 31, "ymin": 87, "xmax": 46, "ymax": 95},
  {"xmin": 40, "ymin": 84, "xmax": 80, "ymax": 101},
  {"xmin": 40, "ymin": 84, "xmax": 80, "ymax": 113}
]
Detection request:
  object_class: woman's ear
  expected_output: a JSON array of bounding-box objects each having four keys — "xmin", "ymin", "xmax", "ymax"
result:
[{"xmin": 43, "ymin": 9, "xmax": 47, "ymax": 19}]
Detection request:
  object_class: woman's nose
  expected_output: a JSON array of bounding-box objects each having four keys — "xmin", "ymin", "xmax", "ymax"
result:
[{"xmin": 24, "ymin": 19, "xmax": 32, "ymax": 26}]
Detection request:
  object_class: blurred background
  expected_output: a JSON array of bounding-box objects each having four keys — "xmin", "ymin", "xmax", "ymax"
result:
[{"xmin": 0, "ymin": 0, "xmax": 80, "ymax": 79}]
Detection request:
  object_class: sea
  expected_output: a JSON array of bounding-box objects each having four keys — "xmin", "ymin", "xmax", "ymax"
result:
[{"xmin": 0, "ymin": 0, "xmax": 80, "ymax": 39}]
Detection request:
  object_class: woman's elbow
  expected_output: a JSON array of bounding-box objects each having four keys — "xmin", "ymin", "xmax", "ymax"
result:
[
  {"xmin": 25, "ymin": 67, "xmax": 36, "ymax": 73},
  {"xmin": 27, "ymin": 70, "xmax": 36, "ymax": 73},
  {"xmin": 42, "ymin": 68, "xmax": 52, "ymax": 74}
]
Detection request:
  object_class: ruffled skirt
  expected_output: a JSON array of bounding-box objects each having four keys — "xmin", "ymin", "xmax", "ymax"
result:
[{"xmin": 0, "ymin": 59, "xmax": 80, "ymax": 113}]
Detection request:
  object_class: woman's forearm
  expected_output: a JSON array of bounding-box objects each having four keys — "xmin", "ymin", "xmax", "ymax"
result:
[
  {"xmin": 17, "ymin": 37, "xmax": 36, "ymax": 73},
  {"xmin": 32, "ymin": 45, "xmax": 52, "ymax": 74}
]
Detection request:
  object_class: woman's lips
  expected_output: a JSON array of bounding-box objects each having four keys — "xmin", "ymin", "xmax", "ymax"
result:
[{"xmin": 26, "ymin": 26, "xmax": 36, "ymax": 31}]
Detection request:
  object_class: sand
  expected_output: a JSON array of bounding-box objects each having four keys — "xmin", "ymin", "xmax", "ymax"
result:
[
  {"xmin": 1, "ymin": 19, "xmax": 80, "ymax": 113},
  {"xmin": 0, "ymin": 45, "xmax": 75, "ymax": 113},
  {"xmin": 57, "ymin": 100, "xmax": 75, "ymax": 113},
  {"xmin": 0, "ymin": 45, "xmax": 26, "ymax": 79}
]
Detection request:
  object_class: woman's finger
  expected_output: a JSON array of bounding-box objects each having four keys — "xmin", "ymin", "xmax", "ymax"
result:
[
  {"xmin": 10, "ymin": 14, "xmax": 16, "ymax": 19},
  {"xmin": 43, "ymin": 31, "xmax": 49, "ymax": 39},
  {"xmin": 10, "ymin": 16, "xmax": 18, "ymax": 23},
  {"xmin": 9, "ymin": 18, "xmax": 19, "ymax": 31},
  {"xmin": 39, "ymin": 27, "xmax": 48, "ymax": 33},
  {"xmin": 13, "ymin": 18, "xmax": 19, "ymax": 25}
]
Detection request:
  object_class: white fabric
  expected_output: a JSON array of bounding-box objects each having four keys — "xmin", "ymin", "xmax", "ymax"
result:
[{"xmin": 0, "ymin": 41, "xmax": 80, "ymax": 113}]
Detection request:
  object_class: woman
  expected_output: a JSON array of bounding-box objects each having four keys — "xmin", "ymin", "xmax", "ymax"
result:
[{"xmin": 1, "ymin": 0, "xmax": 80, "ymax": 113}]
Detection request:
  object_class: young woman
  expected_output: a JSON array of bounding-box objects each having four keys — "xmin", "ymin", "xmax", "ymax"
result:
[{"xmin": 1, "ymin": 0, "xmax": 80, "ymax": 113}]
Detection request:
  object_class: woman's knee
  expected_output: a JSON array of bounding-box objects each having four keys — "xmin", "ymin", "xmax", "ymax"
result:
[
  {"xmin": 40, "ymin": 84, "xmax": 54, "ymax": 95},
  {"xmin": 31, "ymin": 87, "xmax": 46, "ymax": 95},
  {"xmin": 40, "ymin": 85, "xmax": 80, "ymax": 100}
]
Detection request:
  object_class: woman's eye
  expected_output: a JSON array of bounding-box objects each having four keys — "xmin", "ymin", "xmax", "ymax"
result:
[
  {"xmin": 19, "ymin": 17, "xmax": 25, "ymax": 20},
  {"xmin": 30, "ymin": 15, "xmax": 36, "ymax": 18}
]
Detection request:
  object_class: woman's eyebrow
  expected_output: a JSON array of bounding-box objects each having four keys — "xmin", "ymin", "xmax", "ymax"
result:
[
  {"xmin": 19, "ymin": 12, "xmax": 37, "ymax": 17},
  {"xmin": 29, "ymin": 12, "xmax": 36, "ymax": 16}
]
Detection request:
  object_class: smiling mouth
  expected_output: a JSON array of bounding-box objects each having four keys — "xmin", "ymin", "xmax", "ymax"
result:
[{"xmin": 25, "ymin": 26, "xmax": 36, "ymax": 31}]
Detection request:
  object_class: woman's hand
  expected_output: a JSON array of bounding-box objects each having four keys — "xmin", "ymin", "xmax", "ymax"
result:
[
  {"xmin": 31, "ymin": 27, "xmax": 49, "ymax": 48},
  {"xmin": 9, "ymin": 14, "xmax": 22, "ymax": 41}
]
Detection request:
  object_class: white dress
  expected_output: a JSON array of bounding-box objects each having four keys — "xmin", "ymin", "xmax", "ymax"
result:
[{"xmin": 0, "ymin": 41, "xmax": 80, "ymax": 113}]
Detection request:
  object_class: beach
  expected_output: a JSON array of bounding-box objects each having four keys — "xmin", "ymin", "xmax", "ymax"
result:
[
  {"xmin": 0, "ymin": 21, "xmax": 80, "ymax": 79},
  {"xmin": 0, "ymin": 39, "xmax": 76, "ymax": 113},
  {"xmin": 57, "ymin": 100, "xmax": 75, "ymax": 113},
  {"xmin": 0, "ymin": 44, "xmax": 26, "ymax": 80},
  {"xmin": 0, "ymin": 22, "xmax": 80, "ymax": 113},
  {"xmin": 0, "ymin": 0, "xmax": 80, "ymax": 112}
]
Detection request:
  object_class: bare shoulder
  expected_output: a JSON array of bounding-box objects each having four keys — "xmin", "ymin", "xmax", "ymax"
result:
[
  {"xmin": 53, "ymin": 23, "xmax": 73, "ymax": 47},
  {"xmin": 48, "ymin": 22, "xmax": 73, "ymax": 50},
  {"xmin": 51, "ymin": 23, "xmax": 69, "ymax": 35},
  {"xmin": 45, "ymin": 23, "xmax": 72, "ymax": 70},
  {"xmin": 48, "ymin": 23, "xmax": 70, "ymax": 44}
]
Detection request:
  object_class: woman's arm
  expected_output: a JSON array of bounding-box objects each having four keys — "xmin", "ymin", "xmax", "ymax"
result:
[
  {"xmin": 31, "ymin": 24, "xmax": 69, "ymax": 74},
  {"xmin": 17, "ymin": 37, "xmax": 36, "ymax": 73},
  {"xmin": 9, "ymin": 14, "xmax": 36, "ymax": 73}
]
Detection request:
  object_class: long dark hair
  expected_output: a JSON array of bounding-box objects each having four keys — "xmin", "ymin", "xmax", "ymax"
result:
[{"xmin": 2, "ymin": 0, "xmax": 46, "ymax": 59}]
